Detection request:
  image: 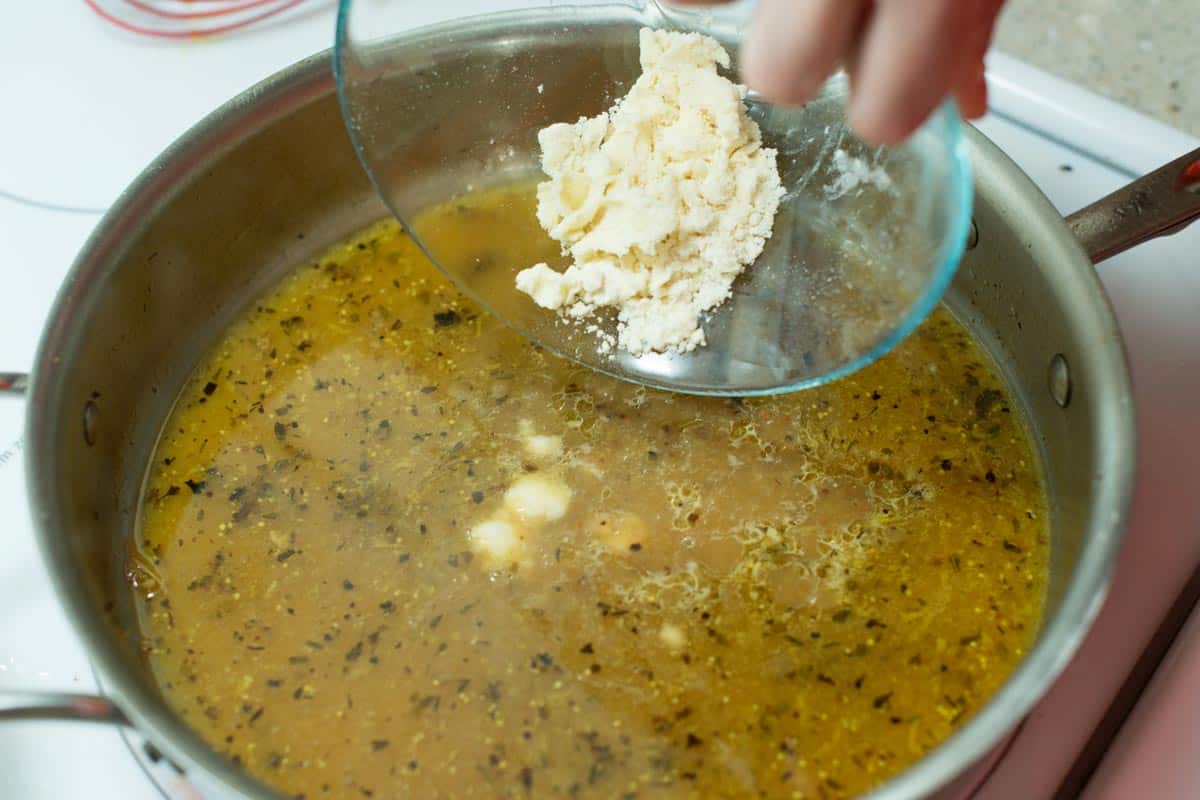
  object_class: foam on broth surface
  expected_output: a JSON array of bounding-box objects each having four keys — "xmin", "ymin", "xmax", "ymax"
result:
[{"xmin": 131, "ymin": 186, "xmax": 1048, "ymax": 799}]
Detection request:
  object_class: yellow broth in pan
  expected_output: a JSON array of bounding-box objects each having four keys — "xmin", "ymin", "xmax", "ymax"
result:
[{"xmin": 131, "ymin": 187, "xmax": 1048, "ymax": 799}]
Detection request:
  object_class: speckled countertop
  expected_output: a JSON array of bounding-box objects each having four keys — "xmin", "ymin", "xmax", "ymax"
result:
[{"xmin": 996, "ymin": 0, "xmax": 1198, "ymax": 136}]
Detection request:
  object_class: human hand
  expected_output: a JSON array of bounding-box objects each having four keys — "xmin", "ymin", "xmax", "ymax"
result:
[{"xmin": 672, "ymin": 0, "xmax": 1005, "ymax": 145}]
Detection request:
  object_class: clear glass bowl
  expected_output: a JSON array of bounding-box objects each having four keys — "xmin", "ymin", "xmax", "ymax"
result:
[{"xmin": 335, "ymin": 0, "xmax": 972, "ymax": 395}]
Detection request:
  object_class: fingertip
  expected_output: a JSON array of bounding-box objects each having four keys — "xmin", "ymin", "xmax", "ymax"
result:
[
  {"xmin": 740, "ymin": 55, "xmax": 817, "ymax": 106},
  {"xmin": 739, "ymin": 0, "xmax": 863, "ymax": 107},
  {"xmin": 740, "ymin": 18, "xmax": 821, "ymax": 105},
  {"xmin": 847, "ymin": 93, "xmax": 916, "ymax": 146},
  {"xmin": 846, "ymin": 0, "xmax": 983, "ymax": 145}
]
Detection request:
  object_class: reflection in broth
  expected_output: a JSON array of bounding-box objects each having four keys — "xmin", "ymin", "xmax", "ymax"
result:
[{"xmin": 132, "ymin": 187, "xmax": 1047, "ymax": 799}]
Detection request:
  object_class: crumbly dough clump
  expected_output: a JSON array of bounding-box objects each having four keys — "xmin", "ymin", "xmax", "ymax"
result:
[{"xmin": 515, "ymin": 27, "xmax": 785, "ymax": 356}]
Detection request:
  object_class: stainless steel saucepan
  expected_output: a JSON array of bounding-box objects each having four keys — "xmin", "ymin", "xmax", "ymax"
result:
[{"xmin": 2, "ymin": 11, "xmax": 1198, "ymax": 800}]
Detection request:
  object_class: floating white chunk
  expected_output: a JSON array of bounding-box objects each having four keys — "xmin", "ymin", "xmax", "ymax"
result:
[
  {"xmin": 518, "ymin": 419, "xmax": 564, "ymax": 460},
  {"xmin": 504, "ymin": 475, "xmax": 572, "ymax": 522},
  {"xmin": 659, "ymin": 623, "xmax": 687, "ymax": 651},
  {"xmin": 469, "ymin": 519, "xmax": 523, "ymax": 564},
  {"xmin": 525, "ymin": 434, "xmax": 563, "ymax": 459}
]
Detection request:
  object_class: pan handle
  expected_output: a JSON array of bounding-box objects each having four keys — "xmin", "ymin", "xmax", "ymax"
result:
[
  {"xmin": 0, "ymin": 373, "xmax": 28, "ymax": 394},
  {"xmin": 0, "ymin": 691, "xmax": 129, "ymax": 725},
  {"xmin": 1067, "ymin": 147, "xmax": 1200, "ymax": 263},
  {"xmin": 3, "ymin": 372, "xmax": 129, "ymax": 728}
]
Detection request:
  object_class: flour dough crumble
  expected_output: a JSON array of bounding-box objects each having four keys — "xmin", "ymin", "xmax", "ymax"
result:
[{"xmin": 515, "ymin": 28, "xmax": 785, "ymax": 356}]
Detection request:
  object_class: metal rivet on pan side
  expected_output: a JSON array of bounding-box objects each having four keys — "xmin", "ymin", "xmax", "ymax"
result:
[
  {"xmin": 1048, "ymin": 354, "xmax": 1072, "ymax": 408},
  {"xmin": 83, "ymin": 400, "xmax": 99, "ymax": 446},
  {"xmin": 966, "ymin": 219, "xmax": 979, "ymax": 250}
]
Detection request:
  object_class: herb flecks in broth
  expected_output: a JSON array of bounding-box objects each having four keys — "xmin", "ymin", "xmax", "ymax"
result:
[{"xmin": 133, "ymin": 186, "xmax": 1048, "ymax": 800}]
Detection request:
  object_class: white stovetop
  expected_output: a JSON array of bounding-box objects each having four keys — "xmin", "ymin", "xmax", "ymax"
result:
[{"xmin": 2, "ymin": 3, "xmax": 1199, "ymax": 799}]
